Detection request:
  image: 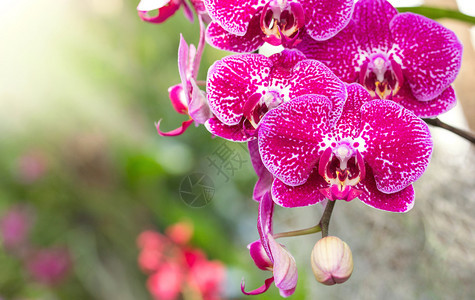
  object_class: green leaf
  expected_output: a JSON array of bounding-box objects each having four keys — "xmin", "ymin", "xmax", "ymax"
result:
[{"xmin": 397, "ymin": 6, "xmax": 475, "ymax": 24}]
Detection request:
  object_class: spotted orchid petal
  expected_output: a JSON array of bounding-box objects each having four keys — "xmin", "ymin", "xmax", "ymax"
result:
[
  {"xmin": 395, "ymin": 84, "xmax": 456, "ymax": 118},
  {"xmin": 204, "ymin": 0, "xmax": 353, "ymax": 52},
  {"xmin": 356, "ymin": 167, "xmax": 415, "ymax": 213},
  {"xmin": 297, "ymin": 0, "xmax": 397, "ymax": 82},
  {"xmin": 206, "ymin": 50, "xmax": 346, "ymax": 141},
  {"xmin": 204, "ymin": 0, "xmax": 261, "ymax": 36},
  {"xmin": 272, "ymin": 173, "xmax": 327, "ymax": 207},
  {"xmin": 302, "ymin": 0, "xmax": 354, "ymax": 41},
  {"xmin": 335, "ymin": 83, "xmax": 373, "ymax": 139},
  {"xmin": 249, "ymin": 140, "xmax": 274, "ymax": 201},
  {"xmin": 207, "ymin": 54, "xmax": 273, "ymax": 125},
  {"xmin": 296, "ymin": 0, "xmax": 461, "ymax": 118},
  {"xmin": 390, "ymin": 13, "xmax": 463, "ymax": 101},
  {"xmin": 137, "ymin": 0, "xmax": 182, "ymax": 24},
  {"xmin": 206, "ymin": 20, "xmax": 264, "ymax": 53},
  {"xmin": 358, "ymin": 100, "xmax": 433, "ymax": 194},
  {"xmin": 204, "ymin": 117, "xmax": 256, "ymax": 142},
  {"xmin": 258, "ymin": 95, "xmax": 333, "ymax": 186}
]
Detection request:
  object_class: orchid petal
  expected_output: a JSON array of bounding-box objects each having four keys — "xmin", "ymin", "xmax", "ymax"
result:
[
  {"xmin": 204, "ymin": 0, "xmax": 261, "ymax": 36},
  {"xmin": 241, "ymin": 277, "xmax": 275, "ymax": 295},
  {"xmin": 188, "ymin": 79, "xmax": 212, "ymax": 124},
  {"xmin": 168, "ymin": 84, "xmax": 188, "ymax": 114},
  {"xmin": 138, "ymin": 0, "xmax": 182, "ymax": 23},
  {"xmin": 271, "ymin": 172, "xmax": 327, "ymax": 208},
  {"xmin": 178, "ymin": 34, "xmax": 191, "ymax": 103},
  {"xmin": 356, "ymin": 167, "xmax": 415, "ymax": 213},
  {"xmin": 248, "ymin": 240, "xmax": 273, "ymax": 271},
  {"xmin": 302, "ymin": 0, "xmax": 354, "ymax": 41},
  {"xmin": 268, "ymin": 234, "xmax": 298, "ymax": 296},
  {"xmin": 206, "ymin": 54, "xmax": 272, "ymax": 125},
  {"xmin": 391, "ymin": 13, "xmax": 462, "ymax": 101},
  {"xmin": 182, "ymin": 0, "xmax": 194, "ymax": 23},
  {"xmin": 156, "ymin": 119, "xmax": 193, "ymax": 136},
  {"xmin": 395, "ymin": 84, "xmax": 456, "ymax": 118},
  {"xmin": 358, "ymin": 100, "xmax": 433, "ymax": 193},
  {"xmin": 258, "ymin": 95, "xmax": 333, "ymax": 186},
  {"xmin": 206, "ymin": 20, "xmax": 264, "ymax": 53},
  {"xmin": 205, "ymin": 117, "xmax": 256, "ymax": 142},
  {"xmin": 335, "ymin": 83, "xmax": 372, "ymax": 138}
]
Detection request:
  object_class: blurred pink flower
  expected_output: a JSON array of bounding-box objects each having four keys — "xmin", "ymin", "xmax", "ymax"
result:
[
  {"xmin": 138, "ymin": 222, "xmax": 226, "ymax": 300},
  {"xmin": 0, "ymin": 206, "xmax": 32, "ymax": 251},
  {"xmin": 16, "ymin": 151, "xmax": 47, "ymax": 184},
  {"xmin": 26, "ymin": 247, "xmax": 72, "ymax": 286},
  {"xmin": 147, "ymin": 261, "xmax": 185, "ymax": 300}
]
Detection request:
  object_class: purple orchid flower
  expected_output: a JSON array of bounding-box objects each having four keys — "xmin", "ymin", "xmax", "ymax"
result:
[
  {"xmin": 205, "ymin": 49, "xmax": 347, "ymax": 141},
  {"xmin": 258, "ymin": 83, "xmax": 433, "ymax": 212},
  {"xmin": 242, "ymin": 192, "xmax": 298, "ymax": 297},
  {"xmin": 204, "ymin": 0, "xmax": 354, "ymax": 52},
  {"xmin": 137, "ymin": 0, "xmax": 194, "ymax": 23},
  {"xmin": 296, "ymin": 0, "xmax": 463, "ymax": 118},
  {"xmin": 156, "ymin": 17, "xmax": 213, "ymax": 136}
]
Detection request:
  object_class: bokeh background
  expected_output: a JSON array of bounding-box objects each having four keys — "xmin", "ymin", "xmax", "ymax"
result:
[{"xmin": 0, "ymin": 0, "xmax": 473, "ymax": 299}]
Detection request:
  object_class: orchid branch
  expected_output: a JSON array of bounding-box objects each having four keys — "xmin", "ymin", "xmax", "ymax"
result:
[
  {"xmin": 273, "ymin": 224, "xmax": 321, "ymax": 239},
  {"xmin": 397, "ymin": 6, "xmax": 475, "ymax": 25},
  {"xmin": 320, "ymin": 200, "xmax": 336, "ymax": 238},
  {"xmin": 423, "ymin": 118, "xmax": 475, "ymax": 144},
  {"xmin": 273, "ymin": 200, "xmax": 337, "ymax": 239}
]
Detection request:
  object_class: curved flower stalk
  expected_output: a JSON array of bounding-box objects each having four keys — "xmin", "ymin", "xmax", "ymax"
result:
[
  {"xmin": 156, "ymin": 17, "xmax": 213, "ymax": 136},
  {"xmin": 242, "ymin": 192, "xmax": 298, "ymax": 297},
  {"xmin": 205, "ymin": 49, "xmax": 347, "ymax": 141},
  {"xmin": 137, "ymin": 0, "xmax": 204, "ymax": 24},
  {"xmin": 249, "ymin": 140, "xmax": 274, "ymax": 201},
  {"xmin": 258, "ymin": 84, "xmax": 433, "ymax": 212},
  {"xmin": 205, "ymin": 0, "xmax": 354, "ymax": 52},
  {"xmin": 296, "ymin": 0, "xmax": 463, "ymax": 118}
]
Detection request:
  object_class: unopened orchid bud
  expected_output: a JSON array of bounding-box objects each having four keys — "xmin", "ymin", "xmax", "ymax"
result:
[{"xmin": 310, "ymin": 236, "xmax": 353, "ymax": 285}]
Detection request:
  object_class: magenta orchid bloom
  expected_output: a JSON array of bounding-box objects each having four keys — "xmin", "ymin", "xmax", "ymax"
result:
[
  {"xmin": 258, "ymin": 84, "xmax": 433, "ymax": 212},
  {"xmin": 157, "ymin": 18, "xmax": 213, "ymax": 136},
  {"xmin": 242, "ymin": 192, "xmax": 298, "ymax": 297},
  {"xmin": 296, "ymin": 0, "xmax": 463, "ymax": 118},
  {"xmin": 205, "ymin": 0, "xmax": 354, "ymax": 52},
  {"xmin": 137, "ymin": 0, "xmax": 195, "ymax": 23},
  {"xmin": 205, "ymin": 49, "xmax": 347, "ymax": 141}
]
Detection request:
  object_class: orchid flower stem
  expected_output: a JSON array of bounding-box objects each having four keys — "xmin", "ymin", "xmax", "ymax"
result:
[
  {"xmin": 196, "ymin": 80, "xmax": 207, "ymax": 86},
  {"xmin": 273, "ymin": 224, "xmax": 322, "ymax": 239},
  {"xmin": 320, "ymin": 200, "xmax": 336, "ymax": 238},
  {"xmin": 423, "ymin": 118, "xmax": 475, "ymax": 144}
]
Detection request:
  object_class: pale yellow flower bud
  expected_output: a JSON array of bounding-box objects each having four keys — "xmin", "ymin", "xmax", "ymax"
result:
[{"xmin": 310, "ymin": 236, "xmax": 353, "ymax": 285}]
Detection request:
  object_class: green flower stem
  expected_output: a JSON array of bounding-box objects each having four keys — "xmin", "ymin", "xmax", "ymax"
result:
[
  {"xmin": 397, "ymin": 6, "xmax": 475, "ymax": 25},
  {"xmin": 320, "ymin": 200, "xmax": 336, "ymax": 238},
  {"xmin": 273, "ymin": 224, "xmax": 322, "ymax": 239}
]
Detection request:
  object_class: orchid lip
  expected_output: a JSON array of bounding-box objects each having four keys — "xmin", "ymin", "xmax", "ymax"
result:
[
  {"xmin": 260, "ymin": 0, "xmax": 305, "ymax": 47},
  {"xmin": 360, "ymin": 53, "xmax": 404, "ymax": 100},
  {"xmin": 318, "ymin": 143, "xmax": 365, "ymax": 201},
  {"xmin": 244, "ymin": 92, "xmax": 283, "ymax": 128}
]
